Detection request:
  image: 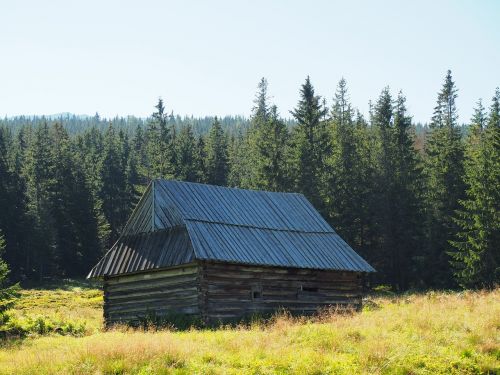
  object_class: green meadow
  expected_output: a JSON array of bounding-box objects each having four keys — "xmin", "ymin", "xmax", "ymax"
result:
[{"xmin": 0, "ymin": 282, "xmax": 498, "ymax": 374}]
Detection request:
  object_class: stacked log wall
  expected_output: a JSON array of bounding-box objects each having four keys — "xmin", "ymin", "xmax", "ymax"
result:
[
  {"xmin": 103, "ymin": 261, "xmax": 363, "ymax": 326},
  {"xmin": 198, "ymin": 261, "xmax": 363, "ymax": 322},
  {"xmin": 103, "ymin": 263, "xmax": 199, "ymax": 326}
]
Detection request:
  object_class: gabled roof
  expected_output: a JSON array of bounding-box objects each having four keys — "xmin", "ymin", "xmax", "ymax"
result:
[{"xmin": 88, "ymin": 180, "xmax": 375, "ymax": 278}]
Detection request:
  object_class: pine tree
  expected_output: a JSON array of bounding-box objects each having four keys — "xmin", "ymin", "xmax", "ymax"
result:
[
  {"xmin": 205, "ymin": 117, "xmax": 229, "ymax": 186},
  {"xmin": 450, "ymin": 89, "xmax": 500, "ymax": 288},
  {"xmin": 423, "ymin": 70, "xmax": 465, "ymax": 287},
  {"xmin": 289, "ymin": 76, "xmax": 328, "ymax": 207}
]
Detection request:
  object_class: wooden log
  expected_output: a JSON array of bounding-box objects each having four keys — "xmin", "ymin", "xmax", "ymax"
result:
[{"xmin": 105, "ymin": 264, "xmax": 197, "ymax": 285}]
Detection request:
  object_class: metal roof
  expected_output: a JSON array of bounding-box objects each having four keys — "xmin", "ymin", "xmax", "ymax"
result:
[
  {"xmin": 88, "ymin": 180, "xmax": 375, "ymax": 278},
  {"xmin": 187, "ymin": 221, "xmax": 374, "ymax": 272},
  {"xmin": 153, "ymin": 180, "xmax": 333, "ymax": 232},
  {"xmin": 87, "ymin": 227, "xmax": 193, "ymax": 278}
]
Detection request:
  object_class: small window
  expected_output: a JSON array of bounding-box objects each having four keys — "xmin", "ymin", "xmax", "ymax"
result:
[{"xmin": 252, "ymin": 286, "xmax": 262, "ymax": 300}]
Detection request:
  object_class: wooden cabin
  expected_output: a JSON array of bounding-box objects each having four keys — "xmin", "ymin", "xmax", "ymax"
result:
[{"xmin": 87, "ymin": 180, "xmax": 375, "ymax": 326}]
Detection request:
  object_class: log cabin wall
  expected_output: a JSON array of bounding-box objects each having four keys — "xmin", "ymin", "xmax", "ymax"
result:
[
  {"xmin": 103, "ymin": 263, "xmax": 199, "ymax": 326},
  {"xmin": 198, "ymin": 261, "xmax": 363, "ymax": 322}
]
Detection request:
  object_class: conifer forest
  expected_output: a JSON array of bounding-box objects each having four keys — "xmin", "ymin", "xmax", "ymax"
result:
[{"xmin": 0, "ymin": 70, "xmax": 498, "ymax": 291}]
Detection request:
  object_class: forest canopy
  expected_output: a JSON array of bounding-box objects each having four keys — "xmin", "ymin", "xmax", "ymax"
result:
[{"xmin": 0, "ymin": 70, "xmax": 498, "ymax": 290}]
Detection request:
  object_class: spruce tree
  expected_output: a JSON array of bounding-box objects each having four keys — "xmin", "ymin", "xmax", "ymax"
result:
[
  {"xmin": 22, "ymin": 122, "xmax": 57, "ymax": 278},
  {"xmin": 423, "ymin": 70, "xmax": 465, "ymax": 287},
  {"xmin": 370, "ymin": 87, "xmax": 396, "ymax": 285},
  {"xmin": 76, "ymin": 127, "xmax": 110, "ymax": 252},
  {"xmin": 195, "ymin": 136, "xmax": 207, "ymax": 183},
  {"xmin": 289, "ymin": 76, "xmax": 328, "ymax": 207},
  {"xmin": 255, "ymin": 104, "xmax": 289, "ymax": 191},
  {"xmin": 324, "ymin": 78, "xmax": 358, "ymax": 243},
  {"xmin": 0, "ymin": 231, "xmax": 20, "ymax": 313},
  {"xmin": 99, "ymin": 123, "xmax": 129, "ymax": 245},
  {"xmin": 390, "ymin": 92, "xmax": 424, "ymax": 289},
  {"xmin": 48, "ymin": 123, "xmax": 103, "ymax": 276},
  {"xmin": 175, "ymin": 124, "xmax": 199, "ymax": 182},
  {"xmin": 206, "ymin": 117, "xmax": 229, "ymax": 186},
  {"xmin": 146, "ymin": 99, "xmax": 175, "ymax": 179},
  {"xmin": 119, "ymin": 128, "xmax": 140, "ymax": 209},
  {"xmin": 0, "ymin": 127, "xmax": 30, "ymax": 279},
  {"xmin": 351, "ymin": 111, "xmax": 378, "ymax": 257},
  {"xmin": 227, "ymin": 130, "xmax": 247, "ymax": 187},
  {"xmin": 238, "ymin": 78, "xmax": 270, "ymax": 189},
  {"xmin": 49, "ymin": 123, "xmax": 81, "ymax": 275},
  {"xmin": 450, "ymin": 89, "xmax": 500, "ymax": 288},
  {"xmin": 69, "ymin": 166, "xmax": 104, "ymax": 276},
  {"xmin": 132, "ymin": 124, "xmax": 148, "ymax": 179}
]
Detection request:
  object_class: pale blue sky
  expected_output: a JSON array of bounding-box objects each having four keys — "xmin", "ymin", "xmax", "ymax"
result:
[{"xmin": 1, "ymin": 0, "xmax": 499, "ymax": 123}]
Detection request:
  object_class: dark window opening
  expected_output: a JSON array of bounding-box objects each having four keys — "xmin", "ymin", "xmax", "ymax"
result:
[
  {"xmin": 301, "ymin": 286, "xmax": 318, "ymax": 293},
  {"xmin": 252, "ymin": 286, "xmax": 262, "ymax": 300}
]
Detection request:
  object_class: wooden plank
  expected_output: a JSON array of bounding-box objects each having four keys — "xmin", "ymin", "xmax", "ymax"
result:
[
  {"xmin": 105, "ymin": 264, "xmax": 197, "ymax": 285},
  {"xmin": 106, "ymin": 296, "xmax": 199, "ymax": 314},
  {"xmin": 107, "ymin": 278, "xmax": 198, "ymax": 296},
  {"xmin": 199, "ymin": 261, "xmax": 362, "ymax": 320},
  {"xmin": 106, "ymin": 284, "xmax": 199, "ymax": 301}
]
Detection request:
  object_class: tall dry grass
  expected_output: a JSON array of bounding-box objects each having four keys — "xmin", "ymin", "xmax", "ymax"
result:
[{"xmin": 0, "ymin": 289, "xmax": 498, "ymax": 374}]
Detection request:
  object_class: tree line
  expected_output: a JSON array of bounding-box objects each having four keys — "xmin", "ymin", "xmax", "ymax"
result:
[{"xmin": 0, "ymin": 70, "xmax": 498, "ymax": 290}]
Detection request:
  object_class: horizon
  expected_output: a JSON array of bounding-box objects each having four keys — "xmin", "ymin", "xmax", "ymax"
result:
[{"xmin": 2, "ymin": 0, "xmax": 499, "ymax": 123}]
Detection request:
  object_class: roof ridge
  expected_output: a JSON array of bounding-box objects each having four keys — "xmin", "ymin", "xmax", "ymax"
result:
[
  {"xmin": 183, "ymin": 218, "xmax": 336, "ymax": 234},
  {"xmin": 155, "ymin": 178, "xmax": 305, "ymax": 196}
]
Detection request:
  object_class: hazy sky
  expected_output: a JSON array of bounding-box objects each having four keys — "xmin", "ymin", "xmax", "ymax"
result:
[{"xmin": 1, "ymin": 0, "xmax": 499, "ymax": 123}]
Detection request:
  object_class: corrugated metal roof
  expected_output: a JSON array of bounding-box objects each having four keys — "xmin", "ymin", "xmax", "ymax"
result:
[
  {"xmin": 87, "ymin": 226, "xmax": 193, "ymax": 278},
  {"xmin": 121, "ymin": 184, "xmax": 154, "ymax": 236},
  {"xmin": 88, "ymin": 180, "xmax": 375, "ymax": 278},
  {"xmin": 186, "ymin": 221, "xmax": 374, "ymax": 272},
  {"xmin": 154, "ymin": 180, "xmax": 333, "ymax": 233}
]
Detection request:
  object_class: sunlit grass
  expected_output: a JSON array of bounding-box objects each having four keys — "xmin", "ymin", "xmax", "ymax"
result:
[
  {"xmin": 0, "ymin": 284, "xmax": 498, "ymax": 374},
  {"xmin": 1, "ymin": 280, "xmax": 103, "ymax": 336}
]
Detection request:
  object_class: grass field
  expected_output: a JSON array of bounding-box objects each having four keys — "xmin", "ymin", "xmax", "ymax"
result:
[{"xmin": 0, "ymin": 282, "xmax": 498, "ymax": 375}]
